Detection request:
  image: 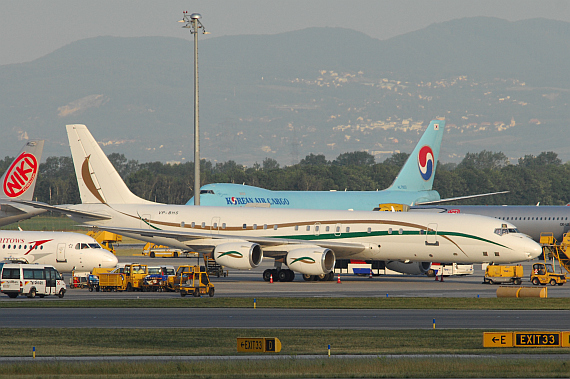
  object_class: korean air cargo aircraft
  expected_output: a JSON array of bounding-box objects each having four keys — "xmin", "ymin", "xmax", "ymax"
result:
[
  {"xmin": 0, "ymin": 140, "xmax": 47, "ymax": 226},
  {"xmin": 0, "ymin": 230, "xmax": 118, "ymax": 273},
  {"xmin": 187, "ymin": 120, "xmax": 504, "ymax": 210},
  {"xmin": 14, "ymin": 124, "xmax": 540, "ymax": 282}
]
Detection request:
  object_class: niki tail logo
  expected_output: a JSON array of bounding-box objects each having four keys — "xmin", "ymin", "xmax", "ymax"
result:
[
  {"xmin": 417, "ymin": 146, "xmax": 434, "ymax": 181},
  {"xmin": 3, "ymin": 152, "xmax": 38, "ymax": 198}
]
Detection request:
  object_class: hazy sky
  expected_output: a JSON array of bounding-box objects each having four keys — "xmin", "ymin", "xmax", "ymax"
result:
[{"xmin": 2, "ymin": 0, "xmax": 570, "ymax": 66}]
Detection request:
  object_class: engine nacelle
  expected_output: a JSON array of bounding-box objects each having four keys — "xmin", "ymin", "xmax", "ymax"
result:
[
  {"xmin": 214, "ymin": 242, "xmax": 262, "ymax": 270},
  {"xmin": 385, "ymin": 261, "xmax": 431, "ymax": 275},
  {"xmin": 286, "ymin": 247, "xmax": 335, "ymax": 276}
]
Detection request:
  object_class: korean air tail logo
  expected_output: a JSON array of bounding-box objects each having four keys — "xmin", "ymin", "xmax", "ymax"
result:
[
  {"xmin": 3, "ymin": 152, "xmax": 38, "ymax": 198},
  {"xmin": 418, "ymin": 146, "xmax": 434, "ymax": 181}
]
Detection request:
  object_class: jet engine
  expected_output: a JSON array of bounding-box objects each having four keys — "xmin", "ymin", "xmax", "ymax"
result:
[
  {"xmin": 213, "ymin": 242, "xmax": 263, "ymax": 270},
  {"xmin": 385, "ymin": 261, "xmax": 431, "ymax": 275},
  {"xmin": 286, "ymin": 247, "xmax": 335, "ymax": 276}
]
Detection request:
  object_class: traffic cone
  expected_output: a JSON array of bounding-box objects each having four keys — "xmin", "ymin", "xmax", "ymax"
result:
[
  {"xmin": 270, "ymin": 274, "xmax": 273, "ymax": 284},
  {"xmin": 369, "ymin": 269, "xmax": 373, "ymax": 279},
  {"xmin": 440, "ymin": 274, "xmax": 444, "ymax": 282},
  {"xmin": 337, "ymin": 275, "xmax": 341, "ymax": 284},
  {"xmin": 435, "ymin": 272, "xmax": 439, "ymax": 281}
]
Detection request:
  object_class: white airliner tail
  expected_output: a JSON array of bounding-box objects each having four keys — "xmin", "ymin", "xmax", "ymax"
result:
[
  {"xmin": 0, "ymin": 140, "xmax": 44, "ymax": 201},
  {"xmin": 66, "ymin": 124, "xmax": 153, "ymax": 205}
]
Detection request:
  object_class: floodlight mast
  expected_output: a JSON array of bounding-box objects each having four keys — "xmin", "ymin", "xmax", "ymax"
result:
[{"xmin": 179, "ymin": 12, "xmax": 207, "ymax": 205}]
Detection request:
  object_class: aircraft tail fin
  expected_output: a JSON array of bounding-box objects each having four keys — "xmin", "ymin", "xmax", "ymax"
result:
[
  {"xmin": 66, "ymin": 124, "xmax": 153, "ymax": 204},
  {"xmin": 388, "ymin": 119, "xmax": 445, "ymax": 192},
  {"xmin": 0, "ymin": 140, "xmax": 44, "ymax": 201}
]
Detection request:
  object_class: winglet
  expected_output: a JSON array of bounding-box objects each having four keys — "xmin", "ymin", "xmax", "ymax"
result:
[{"xmin": 387, "ymin": 119, "xmax": 445, "ymax": 192}]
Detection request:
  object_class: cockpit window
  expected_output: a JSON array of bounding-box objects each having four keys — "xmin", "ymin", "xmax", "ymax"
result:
[
  {"xmin": 88, "ymin": 243, "xmax": 102, "ymax": 249},
  {"xmin": 200, "ymin": 190, "xmax": 215, "ymax": 194}
]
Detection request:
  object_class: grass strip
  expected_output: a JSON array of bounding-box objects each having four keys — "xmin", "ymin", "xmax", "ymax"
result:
[
  {"xmin": 1, "ymin": 358, "xmax": 570, "ymax": 378},
  {"xmin": 1, "ymin": 296, "xmax": 570, "ymax": 309},
  {"xmin": 1, "ymin": 328, "xmax": 568, "ymax": 357}
]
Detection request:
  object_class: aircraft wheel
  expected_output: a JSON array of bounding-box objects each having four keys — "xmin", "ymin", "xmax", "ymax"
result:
[
  {"xmin": 532, "ymin": 278, "xmax": 540, "ymax": 285},
  {"xmin": 278, "ymin": 270, "xmax": 288, "ymax": 282},
  {"xmin": 58, "ymin": 289, "xmax": 65, "ymax": 298},
  {"xmin": 286, "ymin": 270, "xmax": 295, "ymax": 282},
  {"xmin": 326, "ymin": 272, "xmax": 335, "ymax": 281},
  {"xmin": 550, "ymin": 279, "xmax": 557, "ymax": 286},
  {"xmin": 302, "ymin": 274, "xmax": 315, "ymax": 281},
  {"xmin": 262, "ymin": 269, "xmax": 272, "ymax": 282},
  {"xmin": 27, "ymin": 288, "xmax": 36, "ymax": 298}
]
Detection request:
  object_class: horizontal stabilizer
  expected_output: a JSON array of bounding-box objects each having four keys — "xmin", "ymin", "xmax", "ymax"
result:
[{"xmin": 11, "ymin": 200, "xmax": 112, "ymax": 220}]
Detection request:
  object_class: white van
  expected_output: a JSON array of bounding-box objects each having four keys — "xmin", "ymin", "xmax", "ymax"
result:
[{"xmin": 0, "ymin": 263, "xmax": 67, "ymax": 298}]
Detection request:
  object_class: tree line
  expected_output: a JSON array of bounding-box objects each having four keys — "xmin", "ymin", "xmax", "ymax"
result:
[{"xmin": 2, "ymin": 150, "xmax": 569, "ymax": 206}]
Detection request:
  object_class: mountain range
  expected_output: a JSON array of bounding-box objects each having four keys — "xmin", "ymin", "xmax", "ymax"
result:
[{"xmin": 1, "ymin": 16, "xmax": 569, "ymax": 165}]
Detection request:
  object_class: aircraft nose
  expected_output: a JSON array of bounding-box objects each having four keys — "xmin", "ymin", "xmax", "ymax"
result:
[
  {"xmin": 99, "ymin": 251, "xmax": 118, "ymax": 268},
  {"xmin": 525, "ymin": 239, "xmax": 542, "ymax": 260}
]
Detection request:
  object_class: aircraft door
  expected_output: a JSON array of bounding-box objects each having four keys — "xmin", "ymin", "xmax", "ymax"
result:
[
  {"xmin": 335, "ymin": 223, "xmax": 342, "ymax": 237},
  {"xmin": 56, "ymin": 243, "xmax": 66, "ymax": 262},
  {"xmin": 314, "ymin": 222, "xmax": 321, "ymax": 236},
  {"xmin": 426, "ymin": 223, "xmax": 439, "ymax": 246},
  {"xmin": 140, "ymin": 214, "xmax": 151, "ymax": 229},
  {"xmin": 211, "ymin": 217, "xmax": 221, "ymax": 234}
]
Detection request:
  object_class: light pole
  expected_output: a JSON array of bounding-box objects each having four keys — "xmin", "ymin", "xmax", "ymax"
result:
[{"xmin": 179, "ymin": 12, "xmax": 207, "ymax": 205}]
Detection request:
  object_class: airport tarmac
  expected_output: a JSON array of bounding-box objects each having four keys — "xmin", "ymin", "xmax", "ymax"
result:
[{"xmin": 44, "ymin": 256, "xmax": 570, "ymax": 300}]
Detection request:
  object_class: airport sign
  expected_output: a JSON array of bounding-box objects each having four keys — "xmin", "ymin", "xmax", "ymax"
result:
[{"xmin": 237, "ymin": 337, "xmax": 282, "ymax": 353}]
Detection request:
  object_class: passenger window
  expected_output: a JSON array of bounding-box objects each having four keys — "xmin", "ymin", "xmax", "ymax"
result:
[
  {"xmin": 388, "ymin": 228, "xmax": 392, "ymax": 234},
  {"xmin": 326, "ymin": 226, "xmax": 330, "ymax": 232},
  {"xmin": 399, "ymin": 228, "xmax": 403, "ymax": 235},
  {"xmin": 263, "ymin": 224, "xmax": 267, "ymax": 230},
  {"xmin": 346, "ymin": 227, "xmax": 350, "ymax": 233},
  {"xmin": 191, "ymin": 222, "xmax": 195, "ymax": 228},
  {"xmin": 367, "ymin": 227, "xmax": 371, "ymax": 233},
  {"xmin": 253, "ymin": 224, "xmax": 257, "ymax": 230},
  {"xmin": 213, "ymin": 222, "xmax": 217, "ymax": 228},
  {"xmin": 243, "ymin": 224, "xmax": 247, "ymax": 229},
  {"xmin": 201, "ymin": 222, "xmax": 206, "ymax": 228},
  {"xmin": 336, "ymin": 226, "xmax": 340, "ymax": 233},
  {"xmin": 483, "ymin": 252, "xmax": 488, "ymax": 256},
  {"xmin": 273, "ymin": 225, "xmax": 278, "ymax": 230},
  {"xmin": 75, "ymin": 243, "xmax": 80, "ymax": 249},
  {"xmin": 306, "ymin": 226, "xmax": 311, "ymax": 231},
  {"xmin": 295, "ymin": 226, "xmax": 299, "ymax": 231},
  {"xmin": 2, "ymin": 268, "xmax": 20, "ymax": 279},
  {"xmin": 315, "ymin": 225, "xmax": 319, "ymax": 232},
  {"xmin": 222, "ymin": 223, "xmax": 226, "ymax": 229}
]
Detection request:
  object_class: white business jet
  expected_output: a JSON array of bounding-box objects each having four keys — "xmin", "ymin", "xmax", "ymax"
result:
[{"xmin": 15, "ymin": 125, "xmax": 541, "ymax": 282}]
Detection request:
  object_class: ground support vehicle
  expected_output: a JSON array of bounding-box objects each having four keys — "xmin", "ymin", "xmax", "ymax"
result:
[
  {"xmin": 483, "ymin": 264, "xmax": 523, "ymax": 285},
  {"xmin": 0, "ymin": 263, "xmax": 67, "ymax": 298},
  {"xmin": 98, "ymin": 264, "xmax": 148, "ymax": 291},
  {"xmin": 428, "ymin": 263, "xmax": 474, "ymax": 277},
  {"xmin": 142, "ymin": 274, "xmax": 167, "ymax": 291},
  {"xmin": 204, "ymin": 256, "xmax": 227, "ymax": 277},
  {"xmin": 179, "ymin": 266, "xmax": 214, "ymax": 297},
  {"xmin": 88, "ymin": 274, "xmax": 100, "ymax": 292},
  {"xmin": 166, "ymin": 265, "xmax": 197, "ymax": 291},
  {"xmin": 530, "ymin": 262, "xmax": 566, "ymax": 286},
  {"xmin": 70, "ymin": 271, "xmax": 90, "ymax": 288},
  {"xmin": 142, "ymin": 243, "xmax": 197, "ymax": 258}
]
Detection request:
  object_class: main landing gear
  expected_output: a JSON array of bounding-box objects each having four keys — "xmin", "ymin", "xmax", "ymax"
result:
[
  {"xmin": 263, "ymin": 269, "xmax": 295, "ymax": 282},
  {"xmin": 302, "ymin": 273, "xmax": 335, "ymax": 281}
]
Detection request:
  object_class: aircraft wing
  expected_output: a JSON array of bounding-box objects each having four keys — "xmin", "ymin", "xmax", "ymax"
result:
[
  {"xmin": 11, "ymin": 200, "xmax": 112, "ymax": 220},
  {"xmin": 90, "ymin": 225, "xmax": 366, "ymax": 257},
  {"xmin": 0, "ymin": 202, "xmax": 35, "ymax": 214},
  {"xmin": 415, "ymin": 191, "xmax": 509, "ymax": 205}
]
